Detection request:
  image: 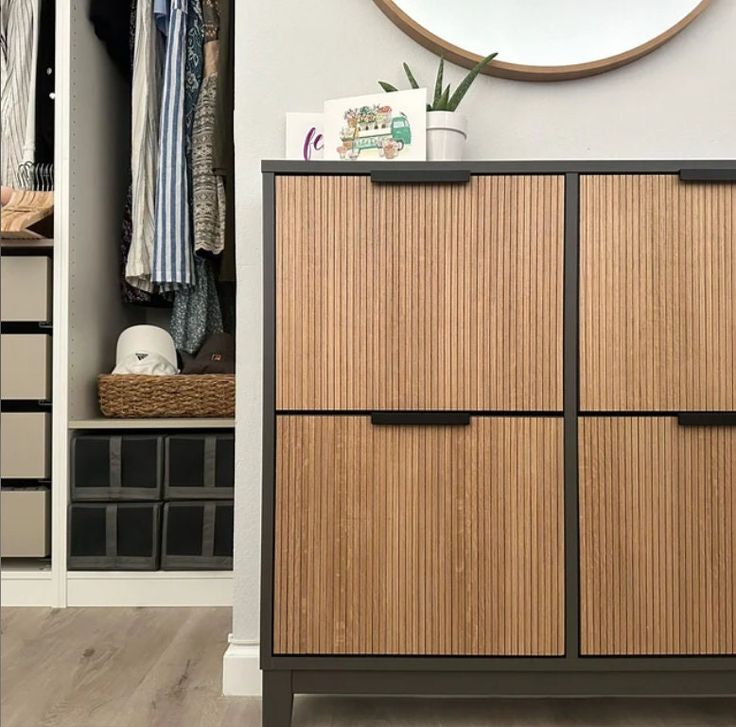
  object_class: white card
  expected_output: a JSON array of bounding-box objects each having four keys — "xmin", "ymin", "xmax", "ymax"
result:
[
  {"xmin": 285, "ymin": 112, "xmax": 324, "ymax": 161},
  {"xmin": 322, "ymin": 88, "xmax": 427, "ymax": 161}
]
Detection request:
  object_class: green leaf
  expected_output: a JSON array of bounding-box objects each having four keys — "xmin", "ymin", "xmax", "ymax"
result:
[
  {"xmin": 447, "ymin": 52, "xmax": 498, "ymax": 111},
  {"xmin": 432, "ymin": 56, "xmax": 444, "ymax": 108},
  {"xmin": 378, "ymin": 81, "xmax": 399, "ymax": 93},
  {"xmin": 403, "ymin": 62, "xmax": 420, "ymax": 89},
  {"xmin": 432, "ymin": 84, "xmax": 451, "ymax": 111}
]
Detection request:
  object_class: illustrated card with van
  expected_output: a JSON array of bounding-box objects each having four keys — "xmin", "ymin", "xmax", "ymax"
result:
[{"xmin": 323, "ymin": 88, "xmax": 427, "ymax": 161}]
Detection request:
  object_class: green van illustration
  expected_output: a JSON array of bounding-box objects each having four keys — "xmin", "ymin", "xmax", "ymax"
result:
[{"xmin": 338, "ymin": 106, "xmax": 412, "ymax": 159}]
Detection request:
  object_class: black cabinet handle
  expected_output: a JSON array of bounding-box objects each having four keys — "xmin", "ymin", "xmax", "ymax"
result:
[
  {"xmin": 370, "ymin": 169, "xmax": 471, "ymax": 184},
  {"xmin": 677, "ymin": 412, "xmax": 736, "ymax": 427},
  {"xmin": 679, "ymin": 169, "xmax": 736, "ymax": 182},
  {"xmin": 370, "ymin": 412, "xmax": 471, "ymax": 426}
]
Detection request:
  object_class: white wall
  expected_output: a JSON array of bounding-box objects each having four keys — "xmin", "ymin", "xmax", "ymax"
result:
[{"xmin": 231, "ymin": 0, "xmax": 736, "ymax": 646}]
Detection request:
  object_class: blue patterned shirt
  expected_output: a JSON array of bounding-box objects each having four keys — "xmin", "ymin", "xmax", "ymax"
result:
[{"xmin": 152, "ymin": 0, "xmax": 193, "ymax": 288}]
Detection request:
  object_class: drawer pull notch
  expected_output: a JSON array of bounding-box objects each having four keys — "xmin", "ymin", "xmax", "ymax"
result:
[
  {"xmin": 370, "ymin": 412, "xmax": 471, "ymax": 426},
  {"xmin": 677, "ymin": 412, "xmax": 736, "ymax": 427}
]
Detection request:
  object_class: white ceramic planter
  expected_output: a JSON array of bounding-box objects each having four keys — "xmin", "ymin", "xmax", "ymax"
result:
[{"xmin": 426, "ymin": 111, "xmax": 468, "ymax": 161}]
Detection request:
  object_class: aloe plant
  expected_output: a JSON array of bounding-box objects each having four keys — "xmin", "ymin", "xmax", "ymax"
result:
[{"xmin": 379, "ymin": 52, "xmax": 498, "ymax": 112}]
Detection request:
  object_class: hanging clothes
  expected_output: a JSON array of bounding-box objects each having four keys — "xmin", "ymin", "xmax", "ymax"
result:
[
  {"xmin": 184, "ymin": 0, "xmax": 203, "ymax": 193},
  {"xmin": 89, "ymin": 0, "xmax": 153, "ymax": 303},
  {"xmin": 168, "ymin": 0, "xmax": 222, "ymax": 351},
  {"xmin": 169, "ymin": 257, "xmax": 223, "ymax": 353},
  {"xmin": 192, "ymin": 0, "xmax": 225, "ymax": 257},
  {"xmin": 126, "ymin": 0, "xmax": 163, "ymax": 293},
  {"xmin": 212, "ymin": 0, "xmax": 235, "ymax": 282},
  {"xmin": 119, "ymin": 0, "xmax": 163, "ymax": 305},
  {"xmin": 21, "ymin": 0, "xmax": 39, "ymax": 165},
  {"xmin": 1, "ymin": 0, "xmax": 37, "ymax": 185},
  {"xmin": 123, "ymin": 0, "xmax": 150, "ymax": 303},
  {"xmin": 152, "ymin": 0, "xmax": 193, "ymax": 289}
]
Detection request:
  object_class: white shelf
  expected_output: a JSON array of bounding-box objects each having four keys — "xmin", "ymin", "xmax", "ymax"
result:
[
  {"xmin": 66, "ymin": 570, "xmax": 233, "ymax": 607},
  {"xmin": 69, "ymin": 418, "xmax": 235, "ymax": 430}
]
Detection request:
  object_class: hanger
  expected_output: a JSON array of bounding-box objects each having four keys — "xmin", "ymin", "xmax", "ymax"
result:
[{"xmin": 1, "ymin": 162, "xmax": 55, "ymax": 239}]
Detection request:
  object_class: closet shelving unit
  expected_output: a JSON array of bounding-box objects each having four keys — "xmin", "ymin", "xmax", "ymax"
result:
[{"xmin": 1, "ymin": 0, "xmax": 233, "ymax": 607}]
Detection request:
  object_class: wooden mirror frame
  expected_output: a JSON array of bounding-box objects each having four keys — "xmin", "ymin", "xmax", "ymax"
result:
[{"xmin": 374, "ymin": 0, "xmax": 711, "ymax": 81}]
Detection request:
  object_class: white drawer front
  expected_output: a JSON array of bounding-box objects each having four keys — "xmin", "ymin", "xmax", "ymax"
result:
[
  {"xmin": 0, "ymin": 488, "xmax": 50, "ymax": 557},
  {"xmin": 0, "ymin": 412, "xmax": 50, "ymax": 478},
  {"xmin": 0, "ymin": 334, "xmax": 51, "ymax": 400},
  {"xmin": 0, "ymin": 256, "xmax": 52, "ymax": 322}
]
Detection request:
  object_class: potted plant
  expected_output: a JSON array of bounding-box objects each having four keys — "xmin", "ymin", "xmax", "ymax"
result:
[{"xmin": 380, "ymin": 53, "xmax": 497, "ymax": 161}]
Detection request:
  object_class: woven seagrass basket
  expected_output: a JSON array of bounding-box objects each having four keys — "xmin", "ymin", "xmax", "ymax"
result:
[{"xmin": 97, "ymin": 374, "xmax": 235, "ymax": 418}]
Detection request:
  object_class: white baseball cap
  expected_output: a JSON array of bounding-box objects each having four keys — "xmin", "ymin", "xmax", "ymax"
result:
[{"xmin": 112, "ymin": 325, "xmax": 179, "ymax": 375}]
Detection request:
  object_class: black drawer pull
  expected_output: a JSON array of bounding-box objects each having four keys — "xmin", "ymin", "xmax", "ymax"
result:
[
  {"xmin": 677, "ymin": 412, "xmax": 736, "ymax": 427},
  {"xmin": 370, "ymin": 412, "xmax": 471, "ymax": 426},
  {"xmin": 679, "ymin": 169, "xmax": 736, "ymax": 182},
  {"xmin": 370, "ymin": 169, "xmax": 471, "ymax": 185}
]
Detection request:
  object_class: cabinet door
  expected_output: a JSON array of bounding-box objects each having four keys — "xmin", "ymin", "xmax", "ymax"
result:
[
  {"xmin": 580, "ymin": 175, "xmax": 736, "ymax": 411},
  {"xmin": 276, "ymin": 175, "xmax": 563, "ymax": 412},
  {"xmin": 274, "ymin": 415, "xmax": 564, "ymax": 656},
  {"xmin": 580, "ymin": 417, "xmax": 736, "ymax": 655}
]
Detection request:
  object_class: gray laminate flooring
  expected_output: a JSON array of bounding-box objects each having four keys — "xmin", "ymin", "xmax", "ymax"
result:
[{"xmin": 2, "ymin": 608, "xmax": 734, "ymax": 727}]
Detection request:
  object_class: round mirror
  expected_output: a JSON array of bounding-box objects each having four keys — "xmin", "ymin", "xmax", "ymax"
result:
[{"xmin": 374, "ymin": 0, "xmax": 711, "ymax": 80}]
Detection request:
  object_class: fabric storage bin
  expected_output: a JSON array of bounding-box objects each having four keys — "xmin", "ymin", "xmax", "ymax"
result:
[
  {"xmin": 67, "ymin": 502, "xmax": 161, "ymax": 570},
  {"xmin": 164, "ymin": 433, "xmax": 234, "ymax": 499},
  {"xmin": 0, "ymin": 333, "xmax": 51, "ymax": 400},
  {"xmin": 71, "ymin": 435, "xmax": 163, "ymax": 501},
  {"xmin": 0, "ymin": 256, "xmax": 52, "ymax": 321},
  {"xmin": 0, "ymin": 412, "xmax": 50, "ymax": 478},
  {"xmin": 161, "ymin": 501, "xmax": 233, "ymax": 570},
  {"xmin": 0, "ymin": 487, "xmax": 50, "ymax": 557}
]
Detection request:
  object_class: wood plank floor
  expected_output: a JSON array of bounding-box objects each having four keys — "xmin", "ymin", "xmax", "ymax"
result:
[{"xmin": 2, "ymin": 608, "xmax": 735, "ymax": 727}]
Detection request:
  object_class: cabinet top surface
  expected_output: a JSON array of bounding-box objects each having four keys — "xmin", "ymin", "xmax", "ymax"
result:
[{"xmin": 262, "ymin": 159, "xmax": 736, "ymax": 175}]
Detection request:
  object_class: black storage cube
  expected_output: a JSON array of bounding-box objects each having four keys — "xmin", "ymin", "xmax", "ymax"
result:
[
  {"xmin": 161, "ymin": 500, "xmax": 233, "ymax": 570},
  {"xmin": 68, "ymin": 502, "xmax": 161, "ymax": 570},
  {"xmin": 164, "ymin": 433, "xmax": 234, "ymax": 499},
  {"xmin": 71, "ymin": 435, "xmax": 163, "ymax": 501}
]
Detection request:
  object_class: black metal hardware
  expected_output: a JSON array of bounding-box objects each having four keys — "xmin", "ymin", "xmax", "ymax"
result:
[
  {"xmin": 370, "ymin": 169, "xmax": 471, "ymax": 184},
  {"xmin": 679, "ymin": 169, "xmax": 736, "ymax": 182},
  {"xmin": 370, "ymin": 412, "xmax": 471, "ymax": 426},
  {"xmin": 677, "ymin": 412, "xmax": 736, "ymax": 427}
]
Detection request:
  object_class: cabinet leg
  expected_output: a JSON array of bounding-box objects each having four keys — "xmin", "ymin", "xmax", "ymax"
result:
[{"xmin": 262, "ymin": 670, "xmax": 293, "ymax": 727}]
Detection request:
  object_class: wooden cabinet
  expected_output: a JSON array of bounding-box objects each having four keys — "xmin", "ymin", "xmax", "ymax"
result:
[
  {"xmin": 276, "ymin": 175, "xmax": 563, "ymax": 412},
  {"xmin": 263, "ymin": 164, "xmax": 736, "ymax": 721},
  {"xmin": 274, "ymin": 415, "xmax": 564, "ymax": 655},
  {"xmin": 580, "ymin": 175, "xmax": 736, "ymax": 411},
  {"xmin": 580, "ymin": 416, "xmax": 736, "ymax": 655}
]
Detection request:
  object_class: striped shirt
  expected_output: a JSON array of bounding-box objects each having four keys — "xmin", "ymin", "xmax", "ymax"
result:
[
  {"xmin": 152, "ymin": 0, "xmax": 193, "ymax": 289},
  {"xmin": 1, "ymin": 0, "xmax": 37, "ymax": 186}
]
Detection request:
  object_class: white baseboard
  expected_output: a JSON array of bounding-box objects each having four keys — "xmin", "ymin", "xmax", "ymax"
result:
[
  {"xmin": 1, "ymin": 569, "xmax": 57, "ymax": 607},
  {"xmin": 66, "ymin": 571, "xmax": 233, "ymax": 607},
  {"xmin": 223, "ymin": 638, "xmax": 261, "ymax": 696}
]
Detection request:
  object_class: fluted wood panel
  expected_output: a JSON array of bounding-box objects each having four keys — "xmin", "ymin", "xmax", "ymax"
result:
[
  {"xmin": 276, "ymin": 175, "xmax": 563, "ymax": 411},
  {"xmin": 580, "ymin": 175, "xmax": 736, "ymax": 411},
  {"xmin": 274, "ymin": 415, "xmax": 564, "ymax": 655},
  {"xmin": 580, "ymin": 417, "xmax": 736, "ymax": 655}
]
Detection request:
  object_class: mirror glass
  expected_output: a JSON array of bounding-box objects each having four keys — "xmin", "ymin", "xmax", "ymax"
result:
[{"xmin": 390, "ymin": 0, "xmax": 705, "ymax": 68}]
